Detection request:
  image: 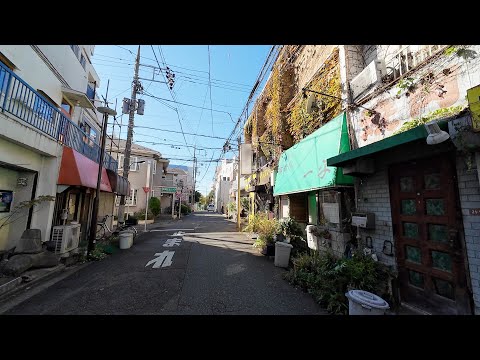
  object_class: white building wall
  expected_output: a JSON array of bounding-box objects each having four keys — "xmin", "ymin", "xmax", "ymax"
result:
[
  {"xmin": 0, "ymin": 135, "xmax": 61, "ymax": 251},
  {"xmin": 0, "ymin": 45, "xmax": 63, "ymax": 107}
]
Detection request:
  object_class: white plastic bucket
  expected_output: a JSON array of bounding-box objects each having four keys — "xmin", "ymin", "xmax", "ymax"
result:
[
  {"xmin": 274, "ymin": 241, "xmax": 293, "ymax": 268},
  {"xmin": 345, "ymin": 290, "xmax": 390, "ymax": 315},
  {"xmin": 119, "ymin": 231, "xmax": 133, "ymax": 250}
]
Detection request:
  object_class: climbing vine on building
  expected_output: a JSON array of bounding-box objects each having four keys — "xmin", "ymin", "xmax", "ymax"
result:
[{"xmin": 287, "ymin": 49, "xmax": 342, "ymax": 143}]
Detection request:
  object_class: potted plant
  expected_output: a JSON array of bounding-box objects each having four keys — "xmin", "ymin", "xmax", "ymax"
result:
[
  {"xmin": 255, "ymin": 216, "xmax": 281, "ymax": 256},
  {"xmin": 279, "ymin": 217, "xmax": 302, "ymax": 243}
]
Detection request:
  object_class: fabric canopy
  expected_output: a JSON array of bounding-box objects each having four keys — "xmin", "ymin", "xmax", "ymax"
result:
[
  {"xmin": 58, "ymin": 147, "xmax": 112, "ymax": 192},
  {"xmin": 273, "ymin": 112, "xmax": 353, "ymax": 196}
]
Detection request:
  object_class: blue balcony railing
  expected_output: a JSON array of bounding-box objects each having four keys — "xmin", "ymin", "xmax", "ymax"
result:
[{"xmin": 0, "ymin": 61, "xmax": 117, "ymax": 172}]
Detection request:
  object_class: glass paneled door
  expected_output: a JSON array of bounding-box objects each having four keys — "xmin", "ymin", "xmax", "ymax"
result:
[{"xmin": 389, "ymin": 155, "xmax": 471, "ymax": 314}]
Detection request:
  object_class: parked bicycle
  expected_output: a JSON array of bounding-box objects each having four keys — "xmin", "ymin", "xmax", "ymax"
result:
[{"xmin": 96, "ymin": 214, "xmax": 138, "ymax": 242}]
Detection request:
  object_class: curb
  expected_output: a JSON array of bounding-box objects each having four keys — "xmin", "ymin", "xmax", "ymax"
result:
[{"xmin": 0, "ymin": 262, "xmax": 90, "ymax": 314}]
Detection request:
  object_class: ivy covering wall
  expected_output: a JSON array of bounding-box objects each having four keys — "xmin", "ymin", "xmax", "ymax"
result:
[{"xmin": 244, "ymin": 47, "xmax": 342, "ymax": 166}]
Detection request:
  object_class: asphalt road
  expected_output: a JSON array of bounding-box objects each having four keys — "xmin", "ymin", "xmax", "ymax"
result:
[{"xmin": 2, "ymin": 211, "xmax": 326, "ymax": 315}]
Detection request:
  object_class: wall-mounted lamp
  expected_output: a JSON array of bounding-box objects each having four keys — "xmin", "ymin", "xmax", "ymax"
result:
[
  {"xmin": 382, "ymin": 240, "xmax": 394, "ymax": 256},
  {"xmin": 424, "ymin": 121, "xmax": 450, "ymax": 145}
]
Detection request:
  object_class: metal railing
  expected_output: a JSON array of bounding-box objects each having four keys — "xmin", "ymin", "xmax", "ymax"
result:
[
  {"xmin": 0, "ymin": 61, "xmax": 117, "ymax": 172},
  {"xmin": 383, "ymin": 45, "xmax": 446, "ymax": 83}
]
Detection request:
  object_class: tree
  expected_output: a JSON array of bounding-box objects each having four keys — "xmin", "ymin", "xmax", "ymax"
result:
[
  {"xmin": 148, "ymin": 197, "xmax": 161, "ymax": 217},
  {"xmin": 207, "ymin": 190, "xmax": 215, "ymax": 204},
  {"xmin": 194, "ymin": 191, "xmax": 202, "ymax": 203}
]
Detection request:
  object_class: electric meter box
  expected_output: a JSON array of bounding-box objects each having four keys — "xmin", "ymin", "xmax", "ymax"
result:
[{"xmin": 351, "ymin": 212, "xmax": 375, "ymax": 229}]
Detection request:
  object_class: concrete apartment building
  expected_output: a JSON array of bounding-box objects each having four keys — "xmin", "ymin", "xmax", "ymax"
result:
[
  {"xmin": 0, "ymin": 45, "xmax": 123, "ymax": 250},
  {"xmin": 213, "ymin": 158, "xmax": 235, "ymax": 213},
  {"xmin": 107, "ymin": 139, "xmax": 169, "ymax": 218}
]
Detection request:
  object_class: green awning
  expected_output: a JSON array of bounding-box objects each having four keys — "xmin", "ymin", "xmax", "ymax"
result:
[
  {"xmin": 327, "ymin": 121, "xmax": 448, "ymax": 167},
  {"xmin": 273, "ymin": 112, "xmax": 354, "ymax": 196}
]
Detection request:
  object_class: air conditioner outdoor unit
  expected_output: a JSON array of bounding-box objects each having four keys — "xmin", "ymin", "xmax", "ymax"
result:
[
  {"xmin": 51, "ymin": 224, "xmax": 81, "ymax": 254},
  {"xmin": 350, "ymin": 59, "xmax": 387, "ymax": 100}
]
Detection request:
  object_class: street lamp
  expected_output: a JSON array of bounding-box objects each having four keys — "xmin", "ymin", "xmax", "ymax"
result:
[{"xmin": 88, "ymin": 105, "xmax": 117, "ymax": 257}]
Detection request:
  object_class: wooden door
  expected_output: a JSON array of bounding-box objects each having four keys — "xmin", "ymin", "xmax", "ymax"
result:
[{"xmin": 389, "ymin": 155, "xmax": 472, "ymax": 314}]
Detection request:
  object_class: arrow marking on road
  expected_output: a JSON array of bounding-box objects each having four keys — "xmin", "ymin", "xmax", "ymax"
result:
[
  {"xmin": 163, "ymin": 238, "xmax": 182, "ymax": 247},
  {"xmin": 145, "ymin": 251, "xmax": 175, "ymax": 268}
]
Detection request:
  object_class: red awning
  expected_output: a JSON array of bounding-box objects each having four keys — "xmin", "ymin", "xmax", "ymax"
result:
[{"xmin": 58, "ymin": 147, "xmax": 112, "ymax": 192}]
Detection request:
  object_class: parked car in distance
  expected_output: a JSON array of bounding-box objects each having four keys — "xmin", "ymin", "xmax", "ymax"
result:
[{"xmin": 207, "ymin": 204, "xmax": 215, "ymax": 212}]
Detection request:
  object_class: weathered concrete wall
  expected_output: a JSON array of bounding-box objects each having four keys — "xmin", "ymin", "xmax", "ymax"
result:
[{"xmin": 348, "ymin": 45, "xmax": 480, "ymax": 147}]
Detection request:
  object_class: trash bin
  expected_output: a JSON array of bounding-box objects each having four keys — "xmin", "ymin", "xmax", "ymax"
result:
[
  {"xmin": 119, "ymin": 231, "xmax": 133, "ymax": 250},
  {"xmin": 345, "ymin": 290, "xmax": 390, "ymax": 315},
  {"xmin": 274, "ymin": 241, "xmax": 293, "ymax": 268}
]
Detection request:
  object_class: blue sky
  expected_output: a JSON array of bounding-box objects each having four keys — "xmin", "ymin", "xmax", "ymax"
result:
[{"xmin": 93, "ymin": 45, "xmax": 271, "ymax": 196}]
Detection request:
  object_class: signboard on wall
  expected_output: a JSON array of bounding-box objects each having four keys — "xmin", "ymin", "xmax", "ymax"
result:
[
  {"xmin": 467, "ymin": 85, "xmax": 480, "ymax": 131},
  {"xmin": 240, "ymin": 144, "xmax": 253, "ymax": 175},
  {"xmin": 0, "ymin": 190, "xmax": 13, "ymax": 213}
]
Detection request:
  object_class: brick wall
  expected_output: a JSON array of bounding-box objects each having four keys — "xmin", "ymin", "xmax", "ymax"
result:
[
  {"xmin": 356, "ymin": 168, "xmax": 396, "ymax": 268},
  {"xmin": 456, "ymin": 153, "xmax": 480, "ymax": 314}
]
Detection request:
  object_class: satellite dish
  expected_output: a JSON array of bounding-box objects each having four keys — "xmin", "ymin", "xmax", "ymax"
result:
[{"xmin": 305, "ymin": 94, "xmax": 316, "ymax": 114}]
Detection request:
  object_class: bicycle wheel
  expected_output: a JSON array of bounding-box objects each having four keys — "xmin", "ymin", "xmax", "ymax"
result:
[{"xmin": 96, "ymin": 224, "xmax": 105, "ymax": 241}]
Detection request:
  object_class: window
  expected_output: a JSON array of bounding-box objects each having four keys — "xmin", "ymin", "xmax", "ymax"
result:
[
  {"xmin": 70, "ymin": 45, "xmax": 80, "ymax": 59},
  {"xmin": 152, "ymin": 161, "xmax": 157, "ymax": 175},
  {"xmin": 223, "ymin": 177, "xmax": 226, "ymax": 181},
  {"xmin": 227, "ymin": 177, "xmax": 230, "ymax": 181},
  {"xmin": 117, "ymin": 155, "xmax": 139, "ymax": 171},
  {"xmin": 80, "ymin": 54, "xmax": 86, "ymax": 70},
  {"xmin": 129, "ymin": 189, "xmax": 138, "ymax": 206},
  {"xmin": 61, "ymin": 98, "xmax": 73, "ymax": 117},
  {"xmin": 86, "ymin": 83, "xmax": 95, "ymax": 100},
  {"xmin": 79, "ymin": 118, "xmax": 98, "ymax": 146},
  {"xmin": 151, "ymin": 190, "xmax": 155, "ymax": 198}
]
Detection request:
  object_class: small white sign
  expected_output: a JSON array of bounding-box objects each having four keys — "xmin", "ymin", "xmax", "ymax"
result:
[
  {"xmin": 145, "ymin": 251, "xmax": 175, "ymax": 269},
  {"xmin": 163, "ymin": 238, "xmax": 182, "ymax": 247}
]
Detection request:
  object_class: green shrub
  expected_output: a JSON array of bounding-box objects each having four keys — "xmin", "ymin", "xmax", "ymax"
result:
[
  {"xmin": 284, "ymin": 250, "xmax": 387, "ymax": 315},
  {"xmin": 181, "ymin": 204, "xmax": 191, "ymax": 215},
  {"xmin": 134, "ymin": 209, "xmax": 154, "ymax": 220},
  {"xmin": 148, "ymin": 197, "xmax": 161, "ymax": 217}
]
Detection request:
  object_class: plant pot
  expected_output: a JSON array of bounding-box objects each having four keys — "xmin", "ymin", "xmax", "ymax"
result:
[{"xmin": 261, "ymin": 243, "xmax": 275, "ymax": 256}]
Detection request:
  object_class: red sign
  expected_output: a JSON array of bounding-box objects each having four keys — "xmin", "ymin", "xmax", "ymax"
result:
[{"xmin": 143, "ymin": 187, "xmax": 150, "ymax": 193}]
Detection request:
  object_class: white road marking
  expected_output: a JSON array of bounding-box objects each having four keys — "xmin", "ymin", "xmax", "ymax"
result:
[
  {"xmin": 163, "ymin": 238, "xmax": 182, "ymax": 247},
  {"xmin": 150, "ymin": 229, "xmax": 194, "ymax": 232},
  {"xmin": 145, "ymin": 251, "xmax": 175, "ymax": 268}
]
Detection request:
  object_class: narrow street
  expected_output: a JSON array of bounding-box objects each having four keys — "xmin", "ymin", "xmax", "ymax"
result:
[{"xmin": 2, "ymin": 212, "xmax": 325, "ymax": 315}]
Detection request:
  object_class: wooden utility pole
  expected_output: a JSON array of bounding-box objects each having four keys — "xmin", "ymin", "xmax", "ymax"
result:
[
  {"xmin": 237, "ymin": 137, "xmax": 241, "ymax": 231},
  {"xmin": 118, "ymin": 45, "xmax": 141, "ymax": 224}
]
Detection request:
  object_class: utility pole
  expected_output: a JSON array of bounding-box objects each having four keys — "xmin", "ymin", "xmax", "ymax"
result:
[
  {"xmin": 192, "ymin": 145, "xmax": 196, "ymax": 209},
  {"xmin": 118, "ymin": 45, "xmax": 141, "ymax": 225},
  {"xmin": 237, "ymin": 136, "xmax": 241, "ymax": 231},
  {"xmin": 88, "ymin": 81, "xmax": 116, "ymax": 256}
]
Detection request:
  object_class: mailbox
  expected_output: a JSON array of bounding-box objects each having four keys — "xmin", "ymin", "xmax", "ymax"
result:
[{"xmin": 351, "ymin": 212, "xmax": 375, "ymax": 229}]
